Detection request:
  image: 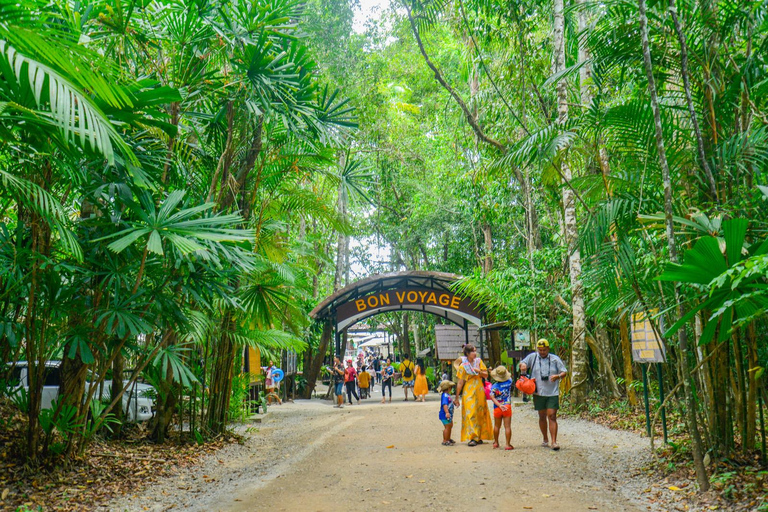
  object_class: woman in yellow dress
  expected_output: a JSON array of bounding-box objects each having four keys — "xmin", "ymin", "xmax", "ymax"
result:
[
  {"xmin": 413, "ymin": 358, "xmax": 429, "ymax": 401},
  {"xmin": 453, "ymin": 344, "xmax": 493, "ymax": 446}
]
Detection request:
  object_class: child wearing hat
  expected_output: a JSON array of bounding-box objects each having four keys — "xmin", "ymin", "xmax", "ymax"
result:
[
  {"xmin": 490, "ymin": 365, "xmax": 514, "ymax": 450},
  {"xmin": 438, "ymin": 380, "xmax": 456, "ymax": 446}
]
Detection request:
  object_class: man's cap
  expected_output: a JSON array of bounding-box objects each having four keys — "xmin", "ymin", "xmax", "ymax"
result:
[{"xmin": 537, "ymin": 338, "xmax": 550, "ymax": 348}]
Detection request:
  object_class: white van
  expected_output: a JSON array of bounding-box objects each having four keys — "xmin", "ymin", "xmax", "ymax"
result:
[{"xmin": 6, "ymin": 361, "xmax": 155, "ymax": 422}]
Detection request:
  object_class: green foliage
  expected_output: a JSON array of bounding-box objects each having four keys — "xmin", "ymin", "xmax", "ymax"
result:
[{"xmin": 660, "ymin": 218, "xmax": 768, "ymax": 343}]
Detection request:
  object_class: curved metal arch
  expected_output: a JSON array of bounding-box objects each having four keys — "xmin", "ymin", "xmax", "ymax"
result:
[
  {"xmin": 310, "ymin": 271, "xmax": 467, "ymax": 320},
  {"xmin": 310, "ymin": 271, "xmax": 484, "ymax": 330}
]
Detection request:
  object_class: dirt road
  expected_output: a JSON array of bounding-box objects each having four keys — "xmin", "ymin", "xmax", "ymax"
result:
[{"xmin": 108, "ymin": 394, "xmax": 657, "ymax": 512}]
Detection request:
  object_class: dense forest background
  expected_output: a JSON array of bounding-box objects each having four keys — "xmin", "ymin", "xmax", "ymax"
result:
[{"xmin": 1, "ymin": 0, "xmax": 767, "ymax": 495}]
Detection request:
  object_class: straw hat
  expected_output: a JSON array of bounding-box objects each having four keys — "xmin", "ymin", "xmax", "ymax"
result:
[
  {"xmin": 490, "ymin": 365, "xmax": 511, "ymax": 382},
  {"xmin": 438, "ymin": 380, "xmax": 456, "ymax": 392},
  {"xmin": 452, "ymin": 356, "xmax": 462, "ymax": 373}
]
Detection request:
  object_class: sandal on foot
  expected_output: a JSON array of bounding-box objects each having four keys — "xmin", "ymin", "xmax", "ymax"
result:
[
  {"xmin": 476, "ymin": 440, "xmax": 484, "ymax": 445},
  {"xmin": 468, "ymin": 440, "xmax": 478, "ymax": 447},
  {"xmin": 448, "ymin": 440, "xmax": 456, "ymax": 445},
  {"xmin": 505, "ymin": 445, "xmax": 514, "ymax": 451},
  {"xmin": 492, "ymin": 443, "xmax": 499, "ymax": 449},
  {"xmin": 552, "ymin": 443, "xmax": 560, "ymax": 451},
  {"xmin": 541, "ymin": 441, "xmax": 550, "ymax": 447},
  {"xmin": 442, "ymin": 441, "xmax": 451, "ymax": 446}
]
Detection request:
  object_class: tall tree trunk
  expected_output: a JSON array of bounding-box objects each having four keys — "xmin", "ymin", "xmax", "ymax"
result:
[
  {"xmin": 111, "ymin": 350, "xmax": 125, "ymax": 434},
  {"xmin": 23, "ymin": 161, "xmax": 54, "ymax": 460},
  {"xmin": 667, "ymin": 0, "xmax": 718, "ymax": 202},
  {"xmin": 745, "ymin": 322, "xmax": 758, "ymax": 450},
  {"xmin": 480, "ymin": 224, "xmax": 501, "ymax": 366},
  {"xmin": 402, "ymin": 312, "xmax": 412, "ymax": 359},
  {"xmin": 732, "ymin": 330, "xmax": 747, "ymax": 452},
  {"xmin": 593, "ymin": 326, "xmax": 621, "ymax": 398},
  {"xmin": 638, "ymin": 0, "xmax": 709, "ymax": 489},
  {"xmin": 207, "ymin": 311, "xmax": 237, "ymax": 433},
  {"xmin": 304, "ymin": 322, "xmax": 329, "ymax": 391},
  {"xmin": 553, "ymin": 0, "xmax": 589, "ymax": 404},
  {"xmin": 333, "ymin": 153, "xmax": 348, "ymax": 291},
  {"xmin": 619, "ymin": 317, "xmax": 638, "ymax": 406}
]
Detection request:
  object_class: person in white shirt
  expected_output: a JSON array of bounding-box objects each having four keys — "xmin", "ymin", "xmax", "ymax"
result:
[{"xmin": 519, "ymin": 339, "xmax": 567, "ymax": 450}]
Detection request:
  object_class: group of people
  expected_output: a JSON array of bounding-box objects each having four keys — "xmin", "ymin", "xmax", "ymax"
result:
[
  {"xmin": 438, "ymin": 338, "xmax": 567, "ymax": 451},
  {"xmin": 329, "ymin": 353, "xmax": 431, "ymax": 408},
  {"xmin": 327, "ymin": 338, "xmax": 568, "ymax": 452}
]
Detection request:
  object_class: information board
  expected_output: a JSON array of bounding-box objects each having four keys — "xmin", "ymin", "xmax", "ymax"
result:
[
  {"xmin": 631, "ymin": 310, "xmax": 666, "ymax": 363},
  {"xmin": 515, "ymin": 330, "xmax": 531, "ymax": 348}
]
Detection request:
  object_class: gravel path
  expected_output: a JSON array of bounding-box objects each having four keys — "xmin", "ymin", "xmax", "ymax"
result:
[{"xmin": 105, "ymin": 394, "xmax": 663, "ymax": 512}]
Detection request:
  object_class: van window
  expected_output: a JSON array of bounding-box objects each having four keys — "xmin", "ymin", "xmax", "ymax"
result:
[
  {"xmin": 44, "ymin": 367, "xmax": 62, "ymax": 387},
  {"xmin": 7, "ymin": 367, "xmax": 22, "ymax": 387}
]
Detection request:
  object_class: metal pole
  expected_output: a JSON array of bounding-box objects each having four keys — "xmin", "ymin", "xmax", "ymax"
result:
[
  {"xmin": 642, "ymin": 364, "xmax": 651, "ymax": 437},
  {"xmin": 656, "ymin": 363, "xmax": 668, "ymax": 444},
  {"xmin": 335, "ymin": 329, "xmax": 341, "ymax": 358}
]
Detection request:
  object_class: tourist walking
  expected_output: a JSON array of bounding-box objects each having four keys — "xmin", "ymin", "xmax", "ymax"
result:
[
  {"xmin": 331, "ymin": 356, "xmax": 345, "ymax": 408},
  {"xmin": 373, "ymin": 356, "xmax": 382, "ymax": 384},
  {"xmin": 380, "ymin": 358, "xmax": 394, "ymax": 403},
  {"xmin": 438, "ymin": 380, "xmax": 456, "ymax": 446},
  {"xmin": 518, "ymin": 339, "xmax": 568, "ymax": 450},
  {"xmin": 264, "ymin": 361, "xmax": 282, "ymax": 405},
  {"xmin": 345, "ymin": 359, "xmax": 360, "ymax": 405},
  {"xmin": 489, "ymin": 365, "xmax": 514, "ymax": 450},
  {"xmin": 453, "ymin": 344, "xmax": 493, "ymax": 446},
  {"xmin": 367, "ymin": 364, "xmax": 376, "ymax": 395},
  {"xmin": 400, "ymin": 354, "xmax": 415, "ymax": 401},
  {"xmin": 413, "ymin": 358, "xmax": 429, "ymax": 402},
  {"xmin": 358, "ymin": 364, "xmax": 371, "ymax": 399}
]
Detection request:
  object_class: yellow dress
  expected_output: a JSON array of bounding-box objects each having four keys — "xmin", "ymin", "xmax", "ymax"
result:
[
  {"xmin": 456, "ymin": 359, "xmax": 493, "ymax": 442},
  {"xmin": 413, "ymin": 366, "xmax": 429, "ymax": 396}
]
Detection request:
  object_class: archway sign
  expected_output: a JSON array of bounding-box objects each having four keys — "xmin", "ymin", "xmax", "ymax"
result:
[{"xmin": 309, "ymin": 271, "xmax": 484, "ymax": 356}]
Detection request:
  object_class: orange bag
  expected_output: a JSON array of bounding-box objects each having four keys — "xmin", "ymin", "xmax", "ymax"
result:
[{"xmin": 515, "ymin": 376, "xmax": 536, "ymax": 395}]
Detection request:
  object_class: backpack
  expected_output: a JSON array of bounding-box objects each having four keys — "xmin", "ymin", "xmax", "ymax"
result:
[{"xmin": 403, "ymin": 361, "xmax": 413, "ymax": 379}]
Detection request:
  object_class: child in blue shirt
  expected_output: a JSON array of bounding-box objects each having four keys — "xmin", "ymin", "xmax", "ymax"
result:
[
  {"xmin": 438, "ymin": 380, "xmax": 456, "ymax": 446},
  {"xmin": 490, "ymin": 365, "xmax": 514, "ymax": 450}
]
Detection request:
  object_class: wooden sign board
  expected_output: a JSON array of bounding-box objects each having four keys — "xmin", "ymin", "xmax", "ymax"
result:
[
  {"xmin": 336, "ymin": 288, "xmax": 482, "ymax": 326},
  {"xmin": 631, "ymin": 310, "xmax": 666, "ymax": 363},
  {"xmin": 435, "ymin": 324, "xmax": 480, "ymax": 361}
]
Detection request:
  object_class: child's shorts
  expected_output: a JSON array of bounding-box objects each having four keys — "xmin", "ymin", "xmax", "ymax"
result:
[
  {"xmin": 493, "ymin": 404, "xmax": 512, "ymax": 418},
  {"xmin": 440, "ymin": 418, "xmax": 453, "ymax": 425}
]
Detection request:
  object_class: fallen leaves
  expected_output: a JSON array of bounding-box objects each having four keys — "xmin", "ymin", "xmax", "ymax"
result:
[{"xmin": 0, "ymin": 396, "xmax": 231, "ymax": 512}]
